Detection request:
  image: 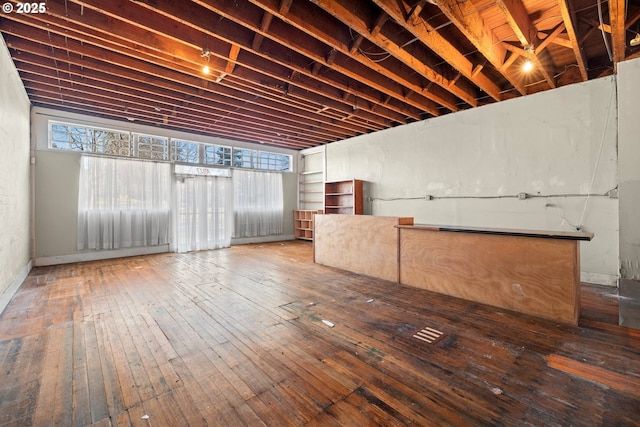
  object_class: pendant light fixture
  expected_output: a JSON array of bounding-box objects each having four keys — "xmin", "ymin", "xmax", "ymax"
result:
[
  {"xmin": 201, "ymin": 35, "xmax": 211, "ymax": 75},
  {"xmin": 523, "ymin": 45, "xmax": 535, "ymax": 72}
]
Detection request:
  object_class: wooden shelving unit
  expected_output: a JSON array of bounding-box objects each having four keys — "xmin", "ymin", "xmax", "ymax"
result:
[
  {"xmin": 324, "ymin": 179, "xmax": 363, "ymax": 215},
  {"xmin": 294, "ymin": 209, "xmax": 322, "ymax": 241},
  {"xmin": 298, "ymin": 170, "xmax": 324, "ymax": 212}
]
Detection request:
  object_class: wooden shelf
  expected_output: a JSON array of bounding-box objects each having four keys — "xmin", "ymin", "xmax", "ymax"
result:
[
  {"xmin": 324, "ymin": 179, "xmax": 363, "ymax": 215},
  {"xmin": 294, "ymin": 209, "xmax": 323, "ymax": 241}
]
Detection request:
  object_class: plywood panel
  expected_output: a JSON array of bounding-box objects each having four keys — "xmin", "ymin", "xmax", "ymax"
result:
[
  {"xmin": 399, "ymin": 228, "xmax": 580, "ymax": 325},
  {"xmin": 314, "ymin": 215, "xmax": 413, "ymax": 282}
]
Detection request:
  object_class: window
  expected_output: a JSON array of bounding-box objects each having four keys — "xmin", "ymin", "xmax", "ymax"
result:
[
  {"xmin": 137, "ymin": 134, "xmax": 169, "ymax": 160},
  {"xmin": 50, "ymin": 122, "xmax": 130, "ymax": 155},
  {"xmin": 204, "ymin": 144, "xmax": 232, "ymax": 166},
  {"xmin": 233, "ymin": 148, "xmax": 255, "ymax": 168},
  {"xmin": 49, "ymin": 120, "xmax": 292, "ymax": 172},
  {"xmin": 173, "ymin": 140, "xmax": 200, "ymax": 163},
  {"xmin": 257, "ymin": 151, "xmax": 291, "ymax": 171}
]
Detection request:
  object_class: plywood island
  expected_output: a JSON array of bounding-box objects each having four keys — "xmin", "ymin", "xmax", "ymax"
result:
[{"xmin": 314, "ymin": 215, "xmax": 593, "ymax": 325}]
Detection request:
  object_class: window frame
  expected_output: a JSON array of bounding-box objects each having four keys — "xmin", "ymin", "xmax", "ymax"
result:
[{"xmin": 48, "ymin": 120, "xmax": 293, "ymax": 172}]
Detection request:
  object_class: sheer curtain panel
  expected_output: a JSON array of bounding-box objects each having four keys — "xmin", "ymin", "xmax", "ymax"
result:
[
  {"xmin": 233, "ymin": 169, "xmax": 283, "ymax": 237},
  {"xmin": 172, "ymin": 175, "xmax": 232, "ymax": 253},
  {"xmin": 77, "ymin": 156, "xmax": 171, "ymax": 250}
]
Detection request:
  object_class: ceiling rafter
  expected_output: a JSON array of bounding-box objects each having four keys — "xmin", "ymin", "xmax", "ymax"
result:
[
  {"xmin": 57, "ymin": 0, "xmax": 402, "ymax": 130},
  {"xmin": 609, "ymin": 0, "xmax": 627, "ymax": 66},
  {"xmin": 194, "ymin": 0, "xmax": 440, "ymax": 118},
  {"xmin": 10, "ymin": 43, "xmax": 342, "ymax": 146},
  {"xmin": 121, "ymin": 0, "xmax": 427, "ymax": 122},
  {"xmin": 247, "ymin": 0, "xmax": 449, "ymax": 116},
  {"xmin": 496, "ymin": 0, "xmax": 556, "ymax": 88},
  {"xmin": 310, "ymin": 0, "xmax": 478, "ymax": 109},
  {"xmin": 558, "ymin": 0, "xmax": 589, "ymax": 81},
  {"xmin": 431, "ymin": 0, "xmax": 527, "ymax": 95},
  {"xmin": 3, "ymin": 24, "xmax": 367, "ymax": 145},
  {"xmin": 0, "ymin": 0, "xmax": 631, "ymax": 149},
  {"xmin": 372, "ymin": 0, "xmax": 503, "ymax": 102}
]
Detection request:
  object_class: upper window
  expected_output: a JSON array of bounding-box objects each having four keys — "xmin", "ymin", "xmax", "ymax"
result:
[
  {"xmin": 257, "ymin": 151, "xmax": 291, "ymax": 171},
  {"xmin": 49, "ymin": 120, "xmax": 292, "ymax": 172},
  {"xmin": 50, "ymin": 122, "xmax": 130, "ymax": 155},
  {"xmin": 233, "ymin": 148, "xmax": 255, "ymax": 168},
  {"xmin": 172, "ymin": 140, "xmax": 200, "ymax": 164},
  {"xmin": 204, "ymin": 144, "xmax": 232, "ymax": 166},
  {"xmin": 137, "ymin": 134, "xmax": 169, "ymax": 161}
]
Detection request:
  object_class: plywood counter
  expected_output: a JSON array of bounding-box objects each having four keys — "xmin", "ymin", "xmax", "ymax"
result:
[
  {"xmin": 397, "ymin": 225, "xmax": 593, "ymax": 325},
  {"xmin": 312, "ymin": 215, "xmax": 593, "ymax": 325},
  {"xmin": 314, "ymin": 215, "xmax": 413, "ymax": 282}
]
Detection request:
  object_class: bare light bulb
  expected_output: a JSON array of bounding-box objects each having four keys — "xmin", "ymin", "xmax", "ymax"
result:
[
  {"xmin": 202, "ymin": 64, "xmax": 210, "ymax": 74},
  {"xmin": 523, "ymin": 59, "xmax": 533, "ymax": 72}
]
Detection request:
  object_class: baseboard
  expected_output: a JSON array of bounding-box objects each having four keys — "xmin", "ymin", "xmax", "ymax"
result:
[
  {"xmin": 0, "ymin": 260, "xmax": 32, "ymax": 316},
  {"xmin": 34, "ymin": 245, "xmax": 170, "ymax": 266},
  {"xmin": 231, "ymin": 234, "xmax": 295, "ymax": 245}
]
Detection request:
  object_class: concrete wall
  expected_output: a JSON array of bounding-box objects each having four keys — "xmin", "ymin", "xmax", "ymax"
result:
[
  {"xmin": 617, "ymin": 56, "xmax": 640, "ymax": 328},
  {"xmin": 31, "ymin": 107, "xmax": 298, "ymax": 265},
  {"xmin": 0, "ymin": 36, "xmax": 31, "ymax": 306},
  {"xmin": 323, "ymin": 76, "xmax": 619, "ymax": 286},
  {"xmin": 618, "ymin": 57, "xmax": 640, "ymax": 280}
]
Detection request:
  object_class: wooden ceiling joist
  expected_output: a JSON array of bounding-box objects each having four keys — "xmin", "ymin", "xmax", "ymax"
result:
[{"xmin": 0, "ymin": 0, "xmax": 629, "ymax": 149}]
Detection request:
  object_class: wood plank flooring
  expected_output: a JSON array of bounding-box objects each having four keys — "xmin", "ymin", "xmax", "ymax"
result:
[{"xmin": 1, "ymin": 240, "xmax": 639, "ymax": 426}]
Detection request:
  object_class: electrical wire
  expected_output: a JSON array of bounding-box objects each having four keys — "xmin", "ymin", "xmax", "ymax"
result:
[
  {"xmin": 370, "ymin": 190, "xmax": 616, "ymax": 203},
  {"xmin": 578, "ymin": 78, "xmax": 616, "ymax": 228},
  {"xmin": 597, "ymin": 0, "xmax": 613, "ymax": 62}
]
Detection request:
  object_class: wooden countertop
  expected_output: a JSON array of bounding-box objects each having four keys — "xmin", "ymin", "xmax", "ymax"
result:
[{"xmin": 396, "ymin": 224, "xmax": 594, "ymax": 241}]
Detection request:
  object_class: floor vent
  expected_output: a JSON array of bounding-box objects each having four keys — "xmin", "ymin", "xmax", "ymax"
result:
[{"xmin": 413, "ymin": 327, "xmax": 444, "ymax": 344}]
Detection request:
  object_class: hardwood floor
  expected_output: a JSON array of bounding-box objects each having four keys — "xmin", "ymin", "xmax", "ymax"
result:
[{"xmin": 1, "ymin": 240, "xmax": 639, "ymax": 426}]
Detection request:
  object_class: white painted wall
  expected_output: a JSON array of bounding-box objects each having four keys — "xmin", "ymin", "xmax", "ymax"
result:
[
  {"xmin": 617, "ymin": 57, "xmax": 640, "ymax": 281},
  {"xmin": 324, "ymin": 76, "xmax": 619, "ymax": 286},
  {"xmin": 31, "ymin": 107, "xmax": 299, "ymax": 265},
  {"xmin": 0, "ymin": 36, "xmax": 31, "ymax": 302}
]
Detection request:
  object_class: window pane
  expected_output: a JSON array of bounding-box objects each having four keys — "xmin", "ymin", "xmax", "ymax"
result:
[
  {"xmin": 138, "ymin": 135, "xmax": 169, "ymax": 160},
  {"xmin": 50, "ymin": 122, "xmax": 130, "ymax": 156},
  {"xmin": 173, "ymin": 140, "xmax": 199, "ymax": 163},
  {"xmin": 92, "ymin": 129, "xmax": 131, "ymax": 156},
  {"xmin": 204, "ymin": 145, "xmax": 232, "ymax": 166},
  {"xmin": 257, "ymin": 151, "xmax": 291, "ymax": 171},
  {"xmin": 50, "ymin": 124, "xmax": 89, "ymax": 151},
  {"xmin": 233, "ymin": 148, "xmax": 254, "ymax": 168}
]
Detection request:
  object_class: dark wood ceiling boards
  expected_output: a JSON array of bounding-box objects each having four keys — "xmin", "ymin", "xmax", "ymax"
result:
[{"xmin": 2, "ymin": 0, "xmax": 639, "ymax": 150}]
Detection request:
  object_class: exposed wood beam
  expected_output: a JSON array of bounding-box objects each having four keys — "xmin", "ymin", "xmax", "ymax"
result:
[
  {"xmin": 496, "ymin": 0, "xmax": 538, "ymax": 47},
  {"xmin": 558, "ymin": 0, "xmax": 589, "ymax": 81},
  {"xmin": 247, "ymin": 0, "xmax": 442, "ymax": 117},
  {"xmin": 10, "ymin": 48, "xmax": 346, "ymax": 145},
  {"xmin": 218, "ymin": 43, "xmax": 242, "ymax": 83},
  {"xmin": 185, "ymin": 0, "xmax": 433, "ymax": 119},
  {"xmin": 68, "ymin": 0, "xmax": 406, "ymax": 127},
  {"xmin": 278, "ymin": 0, "xmax": 293, "ymax": 14},
  {"xmin": 2, "ymin": 23, "xmax": 375, "ymax": 142},
  {"xmin": 540, "ymin": 32, "xmax": 572, "ymax": 49},
  {"xmin": 626, "ymin": 8, "xmax": 640, "ymax": 29},
  {"xmin": 496, "ymin": 0, "xmax": 556, "ymax": 88},
  {"xmin": 252, "ymin": 12, "xmax": 273, "ymax": 51},
  {"xmin": 309, "ymin": 0, "xmax": 476, "ymax": 109},
  {"xmin": 609, "ymin": 0, "xmax": 627, "ymax": 65},
  {"xmin": 372, "ymin": 0, "xmax": 502, "ymax": 102},
  {"xmin": 431, "ymin": 0, "xmax": 526, "ymax": 95}
]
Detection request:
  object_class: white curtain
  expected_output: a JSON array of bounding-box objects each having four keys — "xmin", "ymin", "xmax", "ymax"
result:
[
  {"xmin": 233, "ymin": 169, "xmax": 283, "ymax": 237},
  {"xmin": 172, "ymin": 175, "xmax": 232, "ymax": 253},
  {"xmin": 77, "ymin": 156, "xmax": 171, "ymax": 250}
]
